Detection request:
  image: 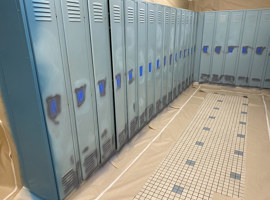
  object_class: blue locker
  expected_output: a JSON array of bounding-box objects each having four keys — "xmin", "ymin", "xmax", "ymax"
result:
[
  {"xmin": 249, "ymin": 10, "xmax": 270, "ymax": 87},
  {"xmin": 183, "ymin": 10, "xmax": 189, "ymax": 88},
  {"xmin": 173, "ymin": 9, "xmax": 181, "ymax": 98},
  {"xmin": 146, "ymin": 2, "xmax": 156, "ymax": 121},
  {"xmin": 167, "ymin": 7, "xmax": 176, "ymax": 102},
  {"xmin": 109, "ymin": 0, "xmax": 128, "ymax": 149},
  {"xmin": 162, "ymin": 6, "xmax": 170, "ymax": 108},
  {"xmin": 155, "ymin": 4, "xmax": 164, "ymax": 113},
  {"xmin": 223, "ymin": 11, "xmax": 244, "ymax": 85},
  {"xmin": 88, "ymin": 0, "xmax": 116, "ymax": 162},
  {"xmin": 211, "ymin": 12, "xmax": 229, "ymax": 83},
  {"xmin": 179, "ymin": 9, "xmax": 186, "ymax": 91},
  {"xmin": 199, "ymin": 12, "xmax": 215, "ymax": 83},
  {"xmin": 124, "ymin": 0, "xmax": 138, "ymax": 138},
  {"xmin": 137, "ymin": 0, "xmax": 147, "ymax": 128},
  {"xmin": 236, "ymin": 10, "xmax": 259, "ymax": 86}
]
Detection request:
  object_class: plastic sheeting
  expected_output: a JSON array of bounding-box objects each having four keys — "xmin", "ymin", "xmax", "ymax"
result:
[{"xmin": 0, "ymin": 92, "xmax": 21, "ymax": 200}]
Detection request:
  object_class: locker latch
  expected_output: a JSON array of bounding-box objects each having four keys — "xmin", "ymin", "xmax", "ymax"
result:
[
  {"xmin": 164, "ymin": 56, "xmax": 166, "ymax": 66},
  {"xmin": 46, "ymin": 94, "xmax": 61, "ymax": 125},
  {"xmin": 75, "ymin": 84, "xmax": 86, "ymax": 107},
  {"xmin": 228, "ymin": 46, "xmax": 238, "ymax": 53},
  {"xmin": 139, "ymin": 66, "xmax": 143, "ymax": 77},
  {"xmin": 170, "ymin": 54, "xmax": 172, "ymax": 65},
  {"xmin": 179, "ymin": 51, "xmax": 182, "ymax": 59},
  {"xmin": 175, "ymin": 53, "xmax": 177, "ymax": 62},
  {"xmin": 157, "ymin": 59, "xmax": 160, "ymax": 69},
  {"xmin": 256, "ymin": 47, "xmax": 266, "ymax": 55},
  {"xmin": 98, "ymin": 79, "xmax": 106, "ymax": 97},
  {"xmin": 215, "ymin": 46, "xmax": 221, "ymax": 54},
  {"xmin": 149, "ymin": 63, "xmax": 152, "ymax": 72},
  {"xmin": 128, "ymin": 69, "xmax": 134, "ymax": 84},
  {"xmin": 115, "ymin": 74, "xmax": 121, "ymax": 89},
  {"xmin": 203, "ymin": 46, "xmax": 208, "ymax": 53}
]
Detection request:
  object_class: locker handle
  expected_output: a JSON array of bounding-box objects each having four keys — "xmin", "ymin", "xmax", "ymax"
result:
[
  {"xmin": 157, "ymin": 59, "xmax": 160, "ymax": 69},
  {"xmin": 215, "ymin": 46, "xmax": 221, "ymax": 54},
  {"xmin": 175, "ymin": 53, "xmax": 177, "ymax": 62},
  {"xmin": 203, "ymin": 46, "xmax": 208, "ymax": 53},
  {"xmin": 140, "ymin": 66, "xmax": 143, "ymax": 77},
  {"xmin": 179, "ymin": 51, "xmax": 182, "ymax": 59},
  {"xmin": 128, "ymin": 69, "xmax": 134, "ymax": 84},
  {"xmin": 98, "ymin": 79, "xmax": 106, "ymax": 97},
  {"xmin": 228, "ymin": 46, "xmax": 239, "ymax": 53},
  {"xmin": 191, "ymin": 48, "xmax": 192, "ymax": 55},
  {"xmin": 184, "ymin": 50, "xmax": 186, "ymax": 57},
  {"xmin": 149, "ymin": 63, "xmax": 152, "ymax": 72},
  {"xmin": 256, "ymin": 47, "xmax": 266, "ymax": 55},
  {"xmin": 75, "ymin": 84, "xmax": 86, "ymax": 107},
  {"xmin": 46, "ymin": 95, "xmax": 61, "ymax": 125},
  {"xmin": 115, "ymin": 74, "xmax": 121, "ymax": 89},
  {"xmin": 164, "ymin": 56, "xmax": 166, "ymax": 66},
  {"xmin": 170, "ymin": 54, "xmax": 172, "ymax": 65}
]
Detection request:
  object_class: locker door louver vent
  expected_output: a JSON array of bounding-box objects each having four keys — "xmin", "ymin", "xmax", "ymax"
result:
[
  {"xmin": 182, "ymin": 14, "xmax": 185, "ymax": 24},
  {"xmin": 177, "ymin": 15, "xmax": 180, "ymax": 24},
  {"xmin": 166, "ymin": 11, "xmax": 169, "ymax": 24},
  {"xmin": 67, "ymin": 0, "xmax": 81, "ymax": 22},
  {"xmin": 127, "ymin": 7, "xmax": 134, "ymax": 23},
  {"xmin": 32, "ymin": 0, "xmax": 52, "ymax": 22},
  {"xmin": 232, "ymin": 14, "xmax": 241, "ymax": 23},
  {"xmin": 139, "ymin": 8, "xmax": 145, "ymax": 23},
  {"xmin": 158, "ymin": 11, "xmax": 162, "ymax": 24},
  {"xmin": 171, "ymin": 12, "xmax": 175, "ymax": 24},
  {"xmin": 93, "ymin": 2, "xmax": 103, "ymax": 23},
  {"xmin": 186, "ymin": 15, "xmax": 189, "ymax": 24},
  {"xmin": 113, "ymin": 5, "xmax": 121, "ymax": 23},
  {"xmin": 149, "ymin": 10, "xmax": 154, "ymax": 23}
]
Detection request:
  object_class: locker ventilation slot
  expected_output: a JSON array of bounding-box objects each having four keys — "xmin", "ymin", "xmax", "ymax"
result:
[
  {"xmin": 103, "ymin": 139, "xmax": 112, "ymax": 155},
  {"xmin": 177, "ymin": 15, "xmax": 180, "ymax": 24},
  {"xmin": 149, "ymin": 10, "xmax": 154, "ymax": 23},
  {"xmin": 172, "ymin": 12, "xmax": 175, "ymax": 24},
  {"xmin": 67, "ymin": 0, "xmax": 81, "ymax": 22},
  {"xmin": 166, "ymin": 11, "xmax": 169, "ymax": 24},
  {"xmin": 182, "ymin": 14, "xmax": 185, "ymax": 24},
  {"xmin": 32, "ymin": 0, "xmax": 52, "ymax": 22},
  {"xmin": 113, "ymin": 5, "xmax": 121, "ymax": 23},
  {"xmin": 158, "ymin": 11, "xmax": 162, "ymax": 24},
  {"xmin": 139, "ymin": 8, "xmax": 145, "ymax": 23},
  {"xmin": 62, "ymin": 169, "xmax": 78, "ymax": 195},
  {"xmin": 127, "ymin": 7, "xmax": 134, "ymax": 23},
  {"xmin": 83, "ymin": 150, "xmax": 97, "ymax": 176},
  {"xmin": 93, "ymin": 2, "xmax": 103, "ymax": 23}
]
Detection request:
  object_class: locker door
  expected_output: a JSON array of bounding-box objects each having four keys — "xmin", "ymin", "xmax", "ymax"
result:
[
  {"xmin": 250, "ymin": 10, "xmax": 270, "ymax": 87},
  {"xmin": 59, "ymin": 0, "xmax": 100, "ymax": 180},
  {"xmin": 184, "ymin": 10, "xmax": 189, "ymax": 88},
  {"xmin": 109, "ymin": 0, "xmax": 128, "ymax": 149},
  {"xmin": 168, "ymin": 8, "xmax": 176, "ymax": 102},
  {"xmin": 177, "ymin": 9, "xmax": 183, "ymax": 94},
  {"xmin": 137, "ymin": 1, "xmax": 147, "ymax": 128},
  {"xmin": 263, "ymin": 45, "xmax": 270, "ymax": 88},
  {"xmin": 179, "ymin": 9, "xmax": 185, "ymax": 91},
  {"xmin": 23, "ymin": 0, "xmax": 79, "ymax": 198},
  {"xmin": 199, "ymin": 12, "xmax": 215, "ymax": 83},
  {"xmin": 192, "ymin": 12, "xmax": 197, "ymax": 82},
  {"xmin": 211, "ymin": 12, "xmax": 229, "ymax": 83},
  {"xmin": 88, "ymin": 0, "xmax": 116, "ymax": 162},
  {"xmin": 236, "ymin": 10, "xmax": 259, "ymax": 86},
  {"xmin": 188, "ymin": 11, "xmax": 193, "ymax": 85},
  {"xmin": 173, "ymin": 9, "xmax": 181, "ymax": 98},
  {"xmin": 162, "ymin": 6, "xmax": 170, "ymax": 108},
  {"xmin": 155, "ymin": 5, "xmax": 163, "ymax": 113},
  {"xmin": 223, "ymin": 11, "xmax": 244, "ymax": 85},
  {"xmin": 124, "ymin": 0, "xmax": 138, "ymax": 138},
  {"xmin": 147, "ymin": 3, "xmax": 156, "ymax": 121}
]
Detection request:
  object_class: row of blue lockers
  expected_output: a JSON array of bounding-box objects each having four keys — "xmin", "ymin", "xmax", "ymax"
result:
[
  {"xmin": 0, "ymin": 0, "xmax": 197, "ymax": 199},
  {"xmin": 194, "ymin": 9, "xmax": 270, "ymax": 88}
]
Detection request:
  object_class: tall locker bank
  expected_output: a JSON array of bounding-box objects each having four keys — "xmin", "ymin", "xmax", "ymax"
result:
[
  {"xmin": 124, "ymin": 0, "xmax": 139, "ymax": 138},
  {"xmin": 155, "ymin": 4, "xmax": 164, "ymax": 113},
  {"xmin": 146, "ymin": 3, "xmax": 156, "ymax": 121},
  {"xmin": 162, "ymin": 6, "xmax": 170, "ymax": 108},
  {"xmin": 88, "ymin": 0, "xmax": 116, "ymax": 161},
  {"xmin": 109, "ymin": 0, "xmax": 128, "ymax": 149},
  {"xmin": 0, "ymin": 0, "xmax": 101, "ymax": 199},
  {"xmin": 167, "ymin": 8, "xmax": 176, "ymax": 103},
  {"xmin": 137, "ymin": 0, "xmax": 148, "ymax": 128}
]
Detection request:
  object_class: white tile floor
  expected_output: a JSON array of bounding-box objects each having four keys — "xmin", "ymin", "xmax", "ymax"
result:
[{"xmin": 134, "ymin": 93, "xmax": 248, "ymax": 200}]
